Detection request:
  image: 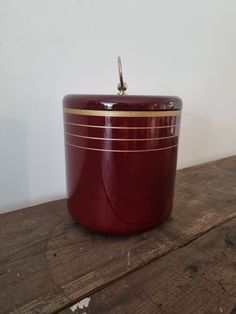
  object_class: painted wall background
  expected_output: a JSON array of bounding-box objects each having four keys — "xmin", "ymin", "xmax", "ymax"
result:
[{"xmin": 0, "ymin": 0, "xmax": 236, "ymax": 213}]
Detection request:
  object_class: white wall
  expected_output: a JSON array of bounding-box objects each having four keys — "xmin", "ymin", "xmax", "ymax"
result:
[{"xmin": 0, "ymin": 0, "xmax": 236, "ymax": 213}]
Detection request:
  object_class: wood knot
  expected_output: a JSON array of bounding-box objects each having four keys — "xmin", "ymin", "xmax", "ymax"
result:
[{"xmin": 188, "ymin": 264, "xmax": 198, "ymax": 273}]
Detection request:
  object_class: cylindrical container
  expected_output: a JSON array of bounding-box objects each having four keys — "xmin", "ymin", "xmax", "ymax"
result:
[{"xmin": 63, "ymin": 95, "xmax": 182, "ymax": 234}]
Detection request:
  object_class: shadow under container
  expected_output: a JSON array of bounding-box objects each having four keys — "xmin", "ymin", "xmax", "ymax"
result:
[{"xmin": 63, "ymin": 95, "xmax": 182, "ymax": 234}]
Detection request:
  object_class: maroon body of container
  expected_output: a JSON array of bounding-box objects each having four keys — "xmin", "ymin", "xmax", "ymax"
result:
[{"xmin": 63, "ymin": 94, "xmax": 182, "ymax": 234}]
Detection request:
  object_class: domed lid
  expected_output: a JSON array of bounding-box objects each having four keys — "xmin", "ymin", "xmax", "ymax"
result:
[{"xmin": 63, "ymin": 94, "xmax": 182, "ymax": 111}]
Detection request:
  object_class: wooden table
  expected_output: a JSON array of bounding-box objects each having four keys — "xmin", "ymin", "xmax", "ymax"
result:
[{"xmin": 0, "ymin": 156, "xmax": 236, "ymax": 314}]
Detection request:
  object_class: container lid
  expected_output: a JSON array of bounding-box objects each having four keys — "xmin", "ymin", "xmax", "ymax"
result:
[{"xmin": 63, "ymin": 94, "xmax": 182, "ymax": 111}]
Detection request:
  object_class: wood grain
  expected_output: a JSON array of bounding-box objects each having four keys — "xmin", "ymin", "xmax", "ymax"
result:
[
  {"xmin": 0, "ymin": 156, "xmax": 235, "ymax": 313},
  {"xmin": 60, "ymin": 217, "xmax": 236, "ymax": 314}
]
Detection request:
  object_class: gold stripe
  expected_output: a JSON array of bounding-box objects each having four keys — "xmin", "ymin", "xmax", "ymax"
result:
[
  {"xmin": 66, "ymin": 132, "xmax": 176, "ymax": 141},
  {"xmin": 65, "ymin": 121, "xmax": 179, "ymax": 129},
  {"xmin": 66, "ymin": 142, "xmax": 178, "ymax": 153},
  {"xmin": 64, "ymin": 108, "xmax": 181, "ymax": 117}
]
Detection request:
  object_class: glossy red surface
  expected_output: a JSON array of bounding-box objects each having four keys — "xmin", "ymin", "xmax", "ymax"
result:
[{"xmin": 63, "ymin": 95, "xmax": 182, "ymax": 234}]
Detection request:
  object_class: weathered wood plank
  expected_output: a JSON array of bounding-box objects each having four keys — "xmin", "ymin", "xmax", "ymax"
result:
[
  {"xmin": 60, "ymin": 217, "xmax": 236, "ymax": 314},
  {"xmin": 0, "ymin": 156, "xmax": 235, "ymax": 313}
]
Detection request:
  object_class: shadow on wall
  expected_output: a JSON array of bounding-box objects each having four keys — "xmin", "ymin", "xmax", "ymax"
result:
[
  {"xmin": 177, "ymin": 113, "xmax": 210, "ymax": 169},
  {"xmin": 0, "ymin": 118, "xmax": 29, "ymax": 213}
]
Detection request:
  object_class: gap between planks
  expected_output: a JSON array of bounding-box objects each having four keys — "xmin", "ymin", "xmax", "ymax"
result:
[
  {"xmin": 60, "ymin": 217, "xmax": 236, "ymax": 314},
  {"xmin": 57, "ymin": 214, "xmax": 236, "ymax": 314}
]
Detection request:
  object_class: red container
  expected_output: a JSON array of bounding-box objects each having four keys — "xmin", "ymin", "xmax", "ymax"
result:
[{"xmin": 63, "ymin": 94, "xmax": 182, "ymax": 234}]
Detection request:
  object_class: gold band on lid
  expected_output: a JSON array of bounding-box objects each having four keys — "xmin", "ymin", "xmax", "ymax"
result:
[{"xmin": 64, "ymin": 108, "xmax": 181, "ymax": 117}]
